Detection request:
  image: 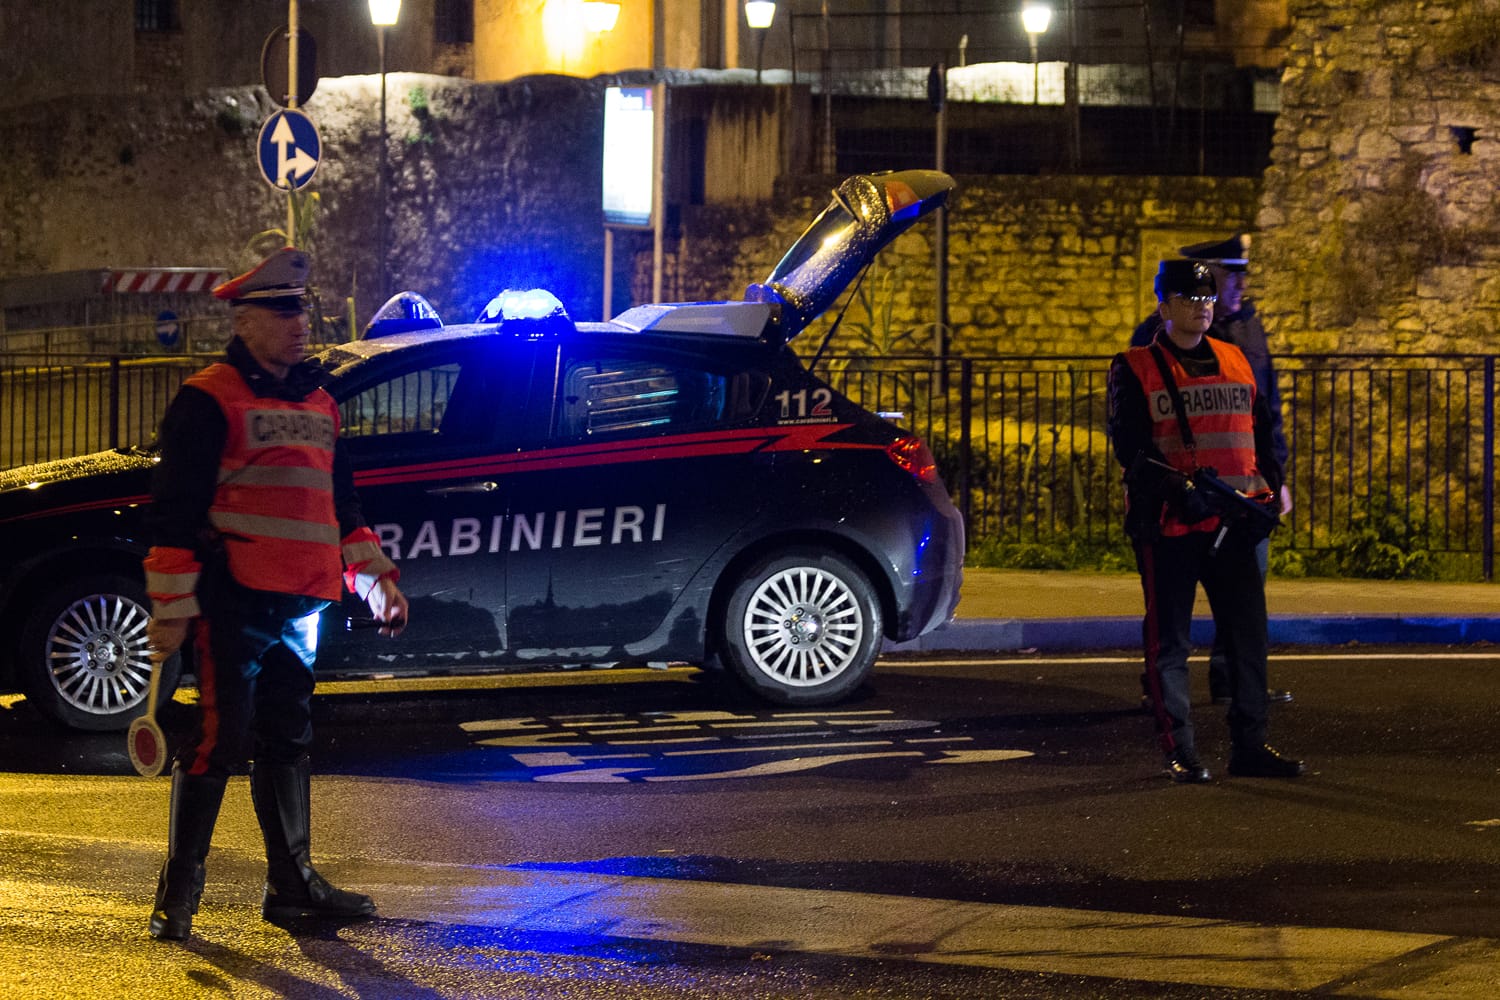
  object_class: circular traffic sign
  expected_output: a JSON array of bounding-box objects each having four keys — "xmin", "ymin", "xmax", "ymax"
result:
[
  {"xmin": 261, "ymin": 26, "xmax": 319, "ymax": 107},
  {"xmin": 257, "ymin": 109, "xmax": 322, "ymax": 191},
  {"xmin": 154, "ymin": 310, "xmax": 179, "ymax": 348}
]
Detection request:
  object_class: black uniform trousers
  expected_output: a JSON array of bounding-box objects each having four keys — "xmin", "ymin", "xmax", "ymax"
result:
[
  {"xmin": 1135, "ymin": 527, "xmax": 1270, "ymax": 759},
  {"xmin": 177, "ymin": 578, "xmax": 328, "ymax": 780}
]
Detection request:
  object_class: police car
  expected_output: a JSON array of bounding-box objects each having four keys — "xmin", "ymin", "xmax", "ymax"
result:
[{"xmin": 0, "ymin": 170, "xmax": 964, "ymax": 731}]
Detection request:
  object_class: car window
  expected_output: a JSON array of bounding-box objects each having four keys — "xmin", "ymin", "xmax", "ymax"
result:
[
  {"xmin": 557, "ymin": 355, "xmax": 766, "ymax": 438},
  {"xmin": 336, "ymin": 345, "xmax": 524, "ymax": 458},
  {"xmin": 340, "ymin": 363, "xmax": 461, "ymax": 439}
]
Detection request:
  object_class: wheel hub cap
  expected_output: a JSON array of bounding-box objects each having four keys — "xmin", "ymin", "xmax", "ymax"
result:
[
  {"xmin": 784, "ymin": 605, "xmax": 823, "ymax": 645},
  {"xmin": 744, "ymin": 567, "xmax": 865, "ymax": 687},
  {"xmin": 47, "ymin": 593, "xmax": 153, "ymax": 715}
]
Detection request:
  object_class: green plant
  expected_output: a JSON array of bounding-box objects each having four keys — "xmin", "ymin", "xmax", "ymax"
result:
[
  {"xmin": 966, "ymin": 534, "xmax": 1134, "ymax": 573},
  {"xmin": 1267, "ymin": 544, "xmax": 1308, "ymax": 578},
  {"xmin": 406, "ymin": 85, "xmax": 436, "ymax": 146},
  {"xmin": 408, "ymin": 85, "xmax": 430, "ymax": 120},
  {"xmin": 820, "ymin": 263, "xmax": 931, "ymax": 371},
  {"xmin": 1287, "ymin": 488, "xmax": 1438, "ymax": 580}
]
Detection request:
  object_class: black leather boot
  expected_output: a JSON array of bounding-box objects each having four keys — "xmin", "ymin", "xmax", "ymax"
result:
[
  {"xmin": 250, "ymin": 756, "xmax": 376, "ymax": 922},
  {"xmin": 149, "ymin": 765, "xmax": 227, "ymax": 941}
]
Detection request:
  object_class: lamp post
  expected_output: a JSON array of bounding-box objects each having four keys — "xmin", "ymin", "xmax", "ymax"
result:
[
  {"xmin": 369, "ymin": 0, "xmax": 400, "ymax": 305},
  {"xmin": 1021, "ymin": 2, "xmax": 1051, "ymax": 106},
  {"xmin": 745, "ymin": 1, "xmax": 777, "ymax": 84}
]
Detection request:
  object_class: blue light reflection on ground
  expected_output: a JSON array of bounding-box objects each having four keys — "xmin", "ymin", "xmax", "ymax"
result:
[{"xmin": 419, "ymin": 921, "xmax": 698, "ymax": 968}]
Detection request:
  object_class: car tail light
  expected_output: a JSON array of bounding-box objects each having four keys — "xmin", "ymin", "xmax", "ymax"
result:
[{"xmin": 886, "ymin": 433, "xmax": 938, "ymax": 484}]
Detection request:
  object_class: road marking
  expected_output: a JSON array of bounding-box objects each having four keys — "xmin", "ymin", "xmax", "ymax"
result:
[
  {"xmin": 456, "ymin": 710, "xmax": 1035, "ymax": 781},
  {"xmin": 366, "ymin": 866, "xmax": 1496, "ymax": 998}
]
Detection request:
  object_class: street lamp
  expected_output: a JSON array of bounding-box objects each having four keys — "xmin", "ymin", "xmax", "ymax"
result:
[
  {"xmin": 1021, "ymin": 2, "xmax": 1051, "ymax": 106},
  {"xmin": 369, "ymin": 0, "xmax": 400, "ymax": 304},
  {"xmin": 745, "ymin": 1, "xmax": 777, "ymax": 84}
]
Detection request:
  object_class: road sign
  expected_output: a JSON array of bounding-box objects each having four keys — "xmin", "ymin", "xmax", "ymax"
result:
[
  {"xmin": 154, "ymin": 310, "xmax": 179, "ymax": 348},
  {"xmin": 261, "ymin": 27, "xmax": 318, "ymax": 107},
  {"xmin": 257, "ymin": 109, "xmax": 321, "ymax": 192}
]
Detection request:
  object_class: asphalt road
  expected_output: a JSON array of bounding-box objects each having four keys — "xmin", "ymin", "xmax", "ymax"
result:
[{"xmin": 3, "ymin": 650, "xmax": 1498, "ymax": 998}]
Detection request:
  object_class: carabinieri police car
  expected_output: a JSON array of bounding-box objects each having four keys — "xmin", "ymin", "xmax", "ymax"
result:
[{"xmin": 0, "ymin": 170, "xmax": 964, "ymax": 731}]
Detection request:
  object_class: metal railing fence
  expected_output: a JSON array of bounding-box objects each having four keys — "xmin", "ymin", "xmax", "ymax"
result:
[
  {"xmin": 0, "ymin": 316, "xmax": 234, "ymax": 365},
  {"xmin": 817, "ymin": 354, "xmax": 1500, "ymax": 580},
  {"xmin": 1, "ymin": 356, "xmax": 212, "ymax": 471},
  {"xmin": 3, "ymin": 351, "xmax": 1498, "ymax": 578}
]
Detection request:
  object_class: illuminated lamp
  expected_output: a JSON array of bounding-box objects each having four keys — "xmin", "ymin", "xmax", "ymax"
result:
[
  {"xmin": 582, "ymin": 1, "xmax": 621, "ymax": 33},
  {"xmin": 745, "ymin": 1, "xmax": 776, "ymax": 83}
]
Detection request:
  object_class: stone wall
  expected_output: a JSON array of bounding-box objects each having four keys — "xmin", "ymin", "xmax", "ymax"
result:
[
  {"xmin": 667, "ymin": 175, "xmax": 1258, "ymax": 357},
  {"xmin": 1257, "ymin": 0, "xmax": 1500, "ymax": 353}
]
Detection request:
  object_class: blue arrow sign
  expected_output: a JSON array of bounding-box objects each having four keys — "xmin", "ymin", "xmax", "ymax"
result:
[
  {"xmin": 257, "ymin": 109, "xmax": 321, "ymax": 191},
  {"xmin": 155, "ymin": 309, "xmax": 180, "ymax": 348}
]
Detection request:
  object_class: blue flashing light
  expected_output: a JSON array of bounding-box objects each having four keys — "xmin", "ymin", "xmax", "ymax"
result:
[
  {"xmin": 475, "ymin": 288, "xmax": 575, "ymax": 339},
  {"xmin": 362, "ymin": 291, "xmax": 444, "ymax": 339},
  {"xmin": 476, "ymin": 288, "xmax": 569, "ymax": 324}
]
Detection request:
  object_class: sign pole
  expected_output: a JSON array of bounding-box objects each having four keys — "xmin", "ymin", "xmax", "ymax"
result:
[
  {"xmin": 603, "ymin": 227, "xmax": 614, "ymax": 321},
  {"xmin": 287, "ymin": 0, "xmax": 299, "ymax": 246},
  {"xmin": 651, "ymin": 81, "xmax": 665, "ymax": 304},
  {"xmin": 933, "ymin": 61, "xmax": 948, "ymax": 367}
]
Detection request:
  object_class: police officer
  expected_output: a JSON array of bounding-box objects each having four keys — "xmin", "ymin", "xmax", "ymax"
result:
[
  {"xmin": 1131, "ymin": 234, "xmax": 1292, "ymax": 706},
  {"xmin": 1108, "ymin": 259, "xmax": 1303, "ymax": 783},
  {"xmin": 142, "ymin": 247, "xmax": 410, "ymax": 940}
]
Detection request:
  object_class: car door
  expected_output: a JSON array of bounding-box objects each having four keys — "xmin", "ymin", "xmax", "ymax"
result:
[
  {"xmin": 501, "ymin": 339, "xmax": 770, "ymax": 660},
  {"xmin": 317, "ymin": 337, "xmax": 534, "ymax": 672}
]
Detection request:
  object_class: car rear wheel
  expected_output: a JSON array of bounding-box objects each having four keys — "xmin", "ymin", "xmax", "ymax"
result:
[
  {"xmin": 18, "ymin": 574, "xmax": 180, "ymax": 731},
  {"xmin": 720, "ymin": 549, "xmax": 882, "ymax": 705}
]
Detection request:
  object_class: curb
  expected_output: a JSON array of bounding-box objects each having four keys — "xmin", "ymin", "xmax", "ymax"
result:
[{"xmin": 884, "ymin": 616, "xmax": 1500, "ymax": 654}]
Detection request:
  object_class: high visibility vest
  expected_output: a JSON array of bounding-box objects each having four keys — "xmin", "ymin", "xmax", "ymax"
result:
[
  {"xmin": 187, "ymin": 363, "xmax": 344, "ymax": 600},
  {"xmin": 1123, "ymin": 338, "xmax": 1270, "ymax": 537}
]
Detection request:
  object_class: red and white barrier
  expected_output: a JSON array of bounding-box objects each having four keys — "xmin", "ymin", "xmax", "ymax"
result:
[{"xmin": 106, "ymin": 269, "xmax": 227, "ymax": 294}]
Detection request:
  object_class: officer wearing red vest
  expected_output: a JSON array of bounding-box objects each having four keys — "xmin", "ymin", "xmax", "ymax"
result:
[
  {"xmin": 142, "ymin": 247, "xmax": 409, "ymax": 941},
  {"xmin": 1107, "ymin": 259, "xmax": 1304, "ymax": 784},
  {"xmin": 1130, "ymin": 235, "xmax": 1292, "ymax": 707}
]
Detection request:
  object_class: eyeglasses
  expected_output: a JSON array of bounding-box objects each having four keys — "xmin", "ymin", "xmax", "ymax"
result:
[{"xmin": 1169, "ymin": 294, "xmax": 1217, "ymax": 305}]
